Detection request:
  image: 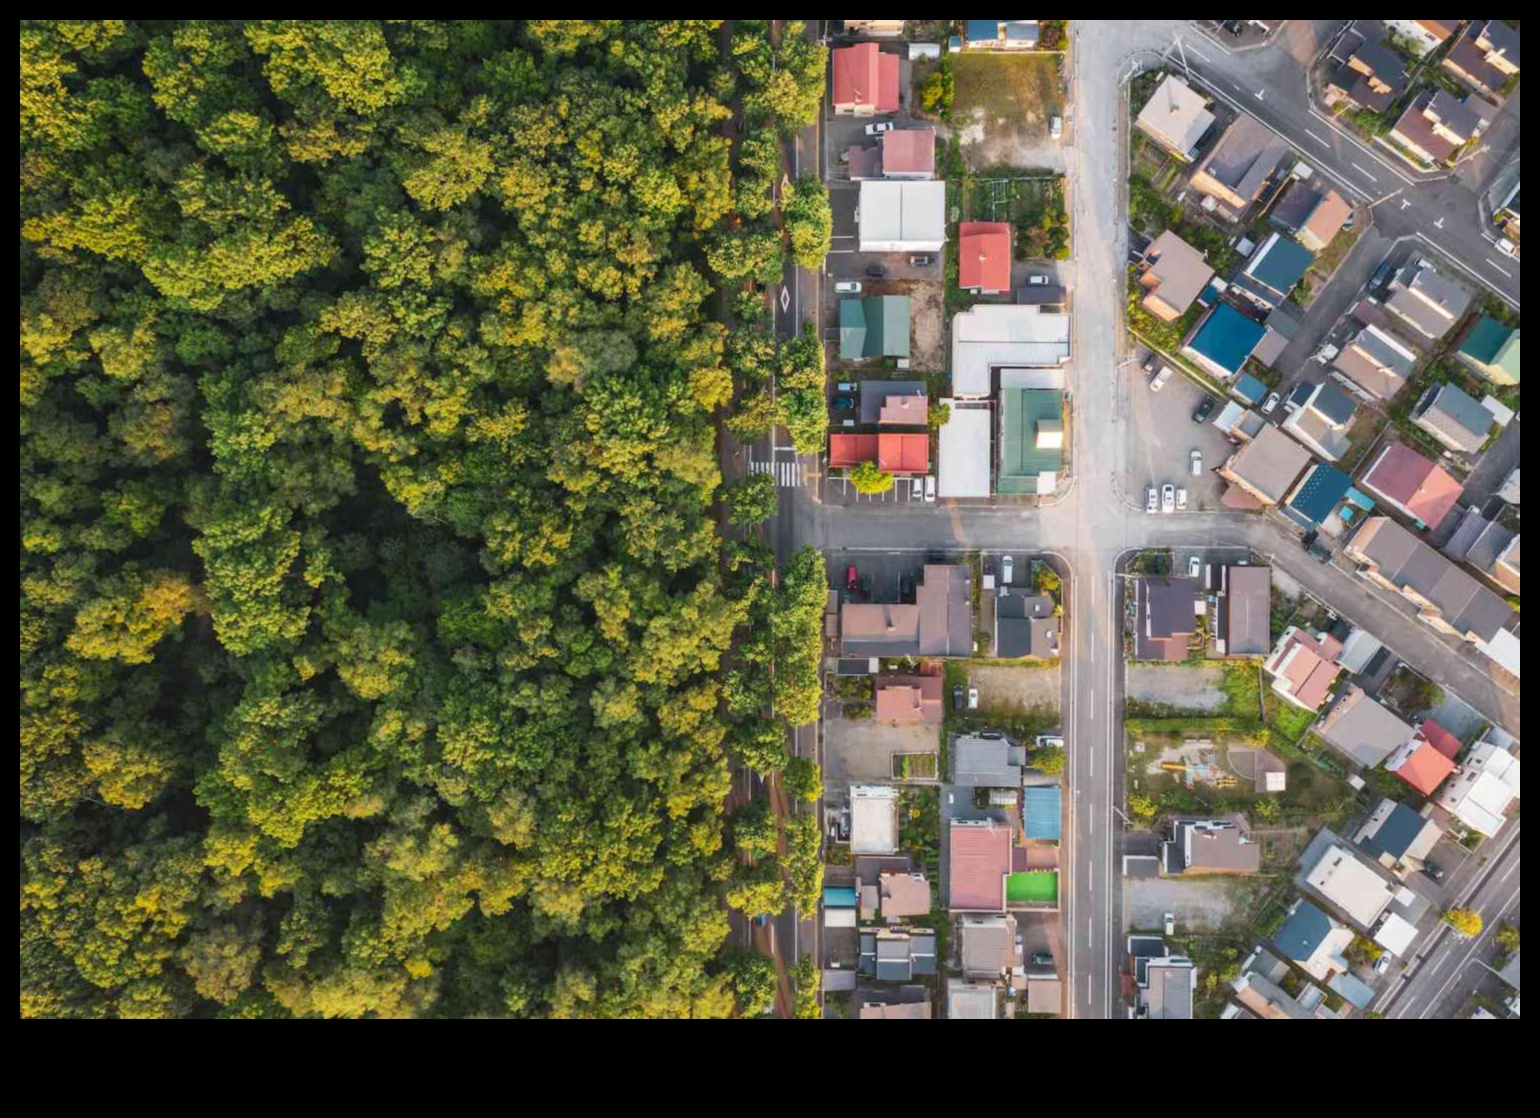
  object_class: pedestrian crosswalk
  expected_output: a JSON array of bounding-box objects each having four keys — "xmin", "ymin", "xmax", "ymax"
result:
[{"xmin": 749, "ymin": 456, "xmax": 804, "ymax": 488}]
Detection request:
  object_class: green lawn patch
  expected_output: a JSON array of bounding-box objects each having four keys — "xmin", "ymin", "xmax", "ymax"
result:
[
  {"xmin": 1264, "ymin": 693, "xmax": 1317, "ymax": 745},
  {"xmin": 1006, "ymin": 870, "xmax": 1058, "ymax": 905},
  {"xmin": 951, "ymin": 52, "xmax": 1062, "ymax": 131}
]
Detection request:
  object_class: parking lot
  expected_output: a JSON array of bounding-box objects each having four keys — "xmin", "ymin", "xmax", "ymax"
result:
[
  {"xmin": 1123, "ymin": 353, "xmax": 1237, "ymax": 515},
  {"xmin": 827, "ymin": 548, "xmax": 949, "ymax": 606}
]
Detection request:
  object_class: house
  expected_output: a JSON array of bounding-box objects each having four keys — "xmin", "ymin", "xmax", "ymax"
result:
[
  {"xmin": 1232, "ymin": 232, "xmax": 1316, "ymax": 311},
  {"xmin": 1264, "ymin": 626, "xmax": 1344, "ymax": 712},
  {"xmin": 951, "ymin": 303, "xmax": 1070, "ymax": 397},
  {"xmin": 1359, "ymin": 443, "xmax": 1464, "ymax": 529},
  {"xmin": 857, "ymin": 180, "xmax": 947, "ymax": 252},
  {"xmin": 1162, "ymin": 818, "xmax": 1261, "ymax": 875},
  {"xmin": 963, "ymin": 19, "xmax": 1040, "ymax": 49},
  {"xmin": 859, "ymin": 927, "xmax": 938, "ymax": 981},
  {"xmin": 1133, "ymin": 576, "xmax": 1198, "ymax": 660},
  {"xmin": 873, "ymin": 675, "xmax": 944, "ymax": 724},
  {"xmin": 1383, "ymin": 19, "xmax": 1462, "ymax": 56},
  {"xmin": 1189, "ymin": 115, "xmax": 1289, "ymax": 216},
  {"xmin": 1412, "ymin": 382, "xmax": 1495, "ymax": 454},
  {"xmin": 1391, "ymin": 89, "xmax": 1493, "ymax": 165},
  {"xmin": 857, "ymin": 986, "xmax": 932, "ymax": 1019},
  {"xmin": 1275, "ymin": 899, "xmax": 1354, "ymax": 980},
  {"xmin": 1138, "ymin": 230, "xmax": 1215, "ymax": 322},
  {"xmin": 1384, "ymin": 724, "xmax": 1460, "ymax": 798},
  {"xmin": 1444, "ymin": 508, "xmax": 1520, "ymax": 594},
  {"xmin": 1026, "ymin": 974, "xmax": 1062, "ymax": 1016},
  {"xmin": 1314, "ymin": 684, "xmax": 1416, "ymax": 768},
  {"xmin": 949, "ymin": 820, "xmax": 1013, "ymax": 910},
  {"xmin": 938, "ymin": 401, "xmax": 992, "ymax": 497},
  {"xmin": 1284, "ymin": 462, "xmax": 1354, "ymax": 528},
  {"xmin": 960, "ymin": 914, "xmax": 1023, "ymax": 979},
  {"xmin": 878, "ymin": 871, "xmax": 932, "ymax": 920},
  {"xmin": 997, "ymin": 387, "xmax": 1065, "ymax": 496},
  {"xmin": 1218, "ymin": 425, "xmax": 1313, "ymax": 507},
  {"xmin": 1489, "ymin": 535, "xmax": 1520, "ymax": 597},
  {"xmin": 1384, "ymin": 255, "xmax": 1472, "ymax": 341},
  {"xmin": 1442, "ymin": 20, "xmax": 1521, "ymax": 97},
  {"xmin": 839, "ymin": 295, "xmax": 912, "ymax": 360},
  {"xmin": 1356, "ymin": 797, "xmax": 1444, "ymax": 873},
  {"xmin": 1457, "ymin": 318, "xmax": 1520, "ymax": 386},
  {"xmin": 840, "ymin": 564, "xmax": 972, "ymax": 657},
  {"xmin": 1307, "ymin": 842, "xmax": 1397, "ymax": 929},
  {"xmin": 1345, "ymin": 517, "xmax": 1519, "ymax": 674},
  {"xmin": 995, "ymin": 591, "xmax": 1059, "ymax": 658},
  {"xmin": 952, "ymin": 734, "xmax": 1025, "ymax": 788},
  {"xmin": 1499, "ymin": 467, "xmax": 1520, "ymax": 505},
  {"xmin": 1211, "ymin": 400, "xmax": 1267, "ymax": 442},
  {"xmin": 1436, "ymin": 739, "xmax": 1521, "ymax": 836},
  {"xmin": 1270, "ymin": 181, "xmax": 1353, "ymax": 253},
  {"xmin": 879, "ymin": 127, "xmax": 936, "ymax": 178},
  {"xmin": 1215, "ymin": 564, "xmax": 1271, "ymax": 656},
  {"xmin": 1134, "ymin": 75, "xmax": 1216, "ymax": 161},
  {"xmin": 1281, "ymin": 381, "xmax": 1358, "ymax": 462},
  {"xmin": 832, "ymin": 42, "xmax": 900, "ymax": 115},
  {"xmin": 958, "ymin": 221, "xmax": 1013, "ymax": 294},
  {"xmin": 850, "ymin": 784, "xmax": 900, "ymax": 854},
  {"xmin": 1325, "ymin": 21, "xmax": 1408, "ymax": 113},
  {"xmin": 1253, "ymin": 302, "xmax": 1303, "ymax": 367},
  {"xmin": 1333, "ymin": 323, "xmax": 1418, "ymax": 400},
  {"xmin": 859, "ymin": 380, "xmax": 928, "ymax": 426},
  {"xmin": 1137, "ymin": 956, "xmax": 1197, "ymax": 1020},
  {"xmin": 828, "ymin": 432, "xmax": 929, "ymax": 475},
  {"xmin": 1230, "ymin": 372, "xmax": 1268, "ymax": 408},
  {"xmin": 1022, "ymin": 785, "xmax": 1062, "ymax": 841},
  {"xmin": 1231, "ymin": 970, "xmax": 1317, "ymax": 1020},
  {"xmin": 946, "ymin": 978, "xmax": 999, "ymax": 1020},
  {"xmin": 1181, "ymin": 302, "xmax": 1268, "ymax": 380}
]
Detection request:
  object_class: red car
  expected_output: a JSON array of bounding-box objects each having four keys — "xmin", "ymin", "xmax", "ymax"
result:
[{"xmin": 845, "ymin": 566, "xmax": 859, "ymax": 593}]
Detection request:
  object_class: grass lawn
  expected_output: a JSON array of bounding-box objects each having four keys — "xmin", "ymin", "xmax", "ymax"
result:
[
  {"xmin": 951, "ymin": 53, "xmax": 1063, "ymax": 131},
  {"xmin": 1006, "ymin": 870, "xmax": 1059, "ymax": 905},
  {"xmin": 1264, "ymin": 692, "xmax": 1318, "ymax": 746}
]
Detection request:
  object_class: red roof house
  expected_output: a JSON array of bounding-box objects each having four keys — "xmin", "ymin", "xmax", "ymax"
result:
[
  {"xmin": 832, "ymin": 43, "xmax": 901, "ymax": 115},
  {"xmin": 1386, "ymin": 736, "xmax": 1457, "ymax": 796},
  {"xmin": 1264, "ymin": 628, "xmax": 1345, "ymax": 711},
  {"xmin": 880, "ymin": 128, "xmax": 937, "ymax": 176},
  {"xmin": 1416, "ymin": 718, "xmax": 1462, "ymax": 760},
  {"xmin": 829, "ymin": 432, "xmax": 929, "ymax": 474},
  {"xmin": 958, "ymin": 222, "xmax": 1013, "ymax": 293},
  {"xmin": 874, "ymin": 675, "xmax": 944, "ymax": 724},
  {"xmin": 1359, "ymin": 443, "xmax": 1463, "ymax": 529},
  {"xmin": 949, "ymin": 820, "xmax": 1013, "ymax": 911}
]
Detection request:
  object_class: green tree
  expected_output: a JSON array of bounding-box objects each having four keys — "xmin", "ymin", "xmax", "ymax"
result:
[
  {"xmin": 782, "ymin": 756, "xmax": 823, "ymax": 804},
  {"xmin": 726, "ymin": 948, "xmax": 778, "ymax": 1017},
  {"xmin": 1128, "ymin": 793, "xmax": 1157, "ymax": 824},
  {"xmin": 725, "ymin": 472, "xmax": 779, "ymax": 527},
  {"xmin": 1031, "ymin": 745, "xmax": 1065, "ymax": 776},
  {"xmin": 849, "ymin": 459, "xmax": 894, "ymax": 494},
  {"xmin": 783, "ymin": 176, "xmax": 832, "ymax": 269},
  {"xmin": 791, "ymin": 954, "xmax": 820, "ymax": 1019}
]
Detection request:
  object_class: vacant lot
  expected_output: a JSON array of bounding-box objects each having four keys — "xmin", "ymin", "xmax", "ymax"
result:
[
  {"xmin": 1126, "ymin": 876, "xmax": 1245, "ymax": 933},
  {"xmin": 825, "ymin": 718, "xmax": 938, "ymax": 788},
  {"xmin": 1126, "ymin": 664, "xmax": 1226, "ymax": 712},
  {"xmin": 909, "ymin": 279, "xmax": 946, "ymax": 370},
  {"xmin": 966, "ymin": 662, "xmax": 1061, "ymax": 714},
  {"xmin": 949, "ymin": 53, "xmax": 1063, "ymax": 169}
]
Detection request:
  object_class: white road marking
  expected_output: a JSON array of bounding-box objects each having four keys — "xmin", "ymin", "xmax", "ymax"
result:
[
  {"xmin": 1303, "ymin": 129, "xmax": 1329, "ymax": 147},
  {"xmin": 1185, "ymin": 42, "xmax": 1211, "ymax": 63},
  {"xmin": 1400, "ymin": 198, "xmax": 1412, "ymax": 210},
  {"xmin": 1486, "ymin": 259, "xmax": 1513, "ymax": 277},
  {"xmin": 1350, "ymin": 162, "xmax": 1379, "ymax": 182}
]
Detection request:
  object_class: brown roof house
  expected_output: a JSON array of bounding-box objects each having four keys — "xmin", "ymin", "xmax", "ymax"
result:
[
  {"xmin": 1161, "ymin": 817, "xmax": 1260, "ymax": 875},
  {"xmin": 878, "ymin": 871, "xmax": 932, "ymax": 920},
  {"xmin": 1315, "ymin": 684, "xmax": 1417, "ymax": 768},
  {"xmin": 1325, "ymin": 21, "xmax": 1408, "ymax": 113},
  {"xmin": 1138, "ymin": 230, "xmax": 1215, "ymax": 322},
  {"xmin": 1359, "ymin": 442, "xmax": 1464, "ymax": 530},
  {"xmin": 841, "ymin": 564, "xmax": 972, "ymax": 657},
  {"xmin": 1188, "ymin": 115, "xmax": 1289, "ymax": 217},
  {"xmin": 1269, "ymin": 181, "xmax": 1353, "ymax": 253},
  {"xmin": 1391, "ymin": 89, "xmax": 1494, "ymax": 166},
  {"xmin": 1217, "ymin": 424, "xmax": 1313, "ymax": 507},
  {"xmin": 1133, "ymin": 576, "xmax": 1198, "ymax": 660},
  {"xmin": 1134, "ymin": 74, "xmax": 1216, "ymax": 161},
  {"xmin": 873, "ymin": 675, "xmax": 944, "ymax": 724},
  {"xmin": 1264, "ymin": 626, "xmax": 1344, "ymax": 712},
  {"xmin": 1411, "ymin": 382, "xmax": 1495, "ymax": 455},
  {"xmin": 1333, "ymin": 322, "xmax": 1419, "ymax": 400},
  {"xmin": 1215, "ymin": 564, "xmax": 1271, "ymax": 657},
  {"xmin": 1444, "ymin": 508, "xmax": 1520, "ymax": 595},
  {"xmin": 1384, "ymin": 254, "xmax": 1472, "ymax": 341},
  {"xmin": 960, "ymin": 914, "xmax": 1023, "ymax": 979},
  {"xmin": 948, "ymin": 820, "xmax": 1013, "ymax": 911},
  {"xmin": 1441, "ymin": 20, "xmax": 1520, "ymax": 97},
  {"xmin": 858, "ymin": 986, "xmax": 932, "ymax": 1019}
]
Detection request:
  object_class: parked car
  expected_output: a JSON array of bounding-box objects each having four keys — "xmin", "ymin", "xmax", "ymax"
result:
[
  {"xmin": 859, "ymin": 576, "xmax": 872, "ymax": 598},
  {"xmin": 1192, "ymin": 395, "xmax": 1217, "ymax": 423},
  {"xmin": 1188, "ymin": 555, "xmax": 1202, "ymax": 579},
  {"xmin": 845, "ymin": 566, "xmax": 859, "ymax": 593},
  {"xmin": 1001, "ymin": 554, "xmax": 1014, "ymax": 585},
  {"xmin": 1373, "ymin": 955, "xmax": 1391, "ymax": 976},
  {"xmin": 1163, "ymin": 912, "xmax": 1175, "ymax": 936},
  {"xmin": 967, "ymin": 687, "xmax": 979, "ymax": 710},
  {"xmin": 1262, "ymin": 391, "xmax": 1281, "ymax": 415},
  {"xmin": 1497, "ymin": 237, "xmax": 1517, "ymax": 258},
  {"xmin": 834, "ymin": 280, "xmax": 862, "ymax": 294},
  {"xmin": 1149, "ymin": 366, "xmax": 1174, "ymax": 392},
  {"xmin": 952, "ymin": 685, "xmax": 965, "ymax": 711},
  {"xmin": 1368, "ymin": 259, "xmax": 1395, "ymax": 293},
  {"xmin": 1028, "ymin": 952, "xmax": 1055, "ymax": 967},
  {"xmin": 1142, "ymin": 356, "xmax": 1157, "ymax": 374},
  {"xmin": 864, "ymin": 120, "xmax": 895, "ymax": 136},
  {"xmin": 831, "ymin": 395, "xmax": 856, "ymax": 410},
  {"xmin": 924, "ymin": 475, "xmax": 936, "ymax": 502},
  {"xmin": 1176, "ymin": 487, "xmax": 1188, "ymax": 511},
  {"xmin": 1161, "ymin": 483, "xmax": 1175, "ymax": 514},
  {"xmin": 1049, "ymin": 115, "xmax": 1063, "ymax": 140},
  {"xmin": 866, "ymin": 263, "xmax": 888, "ymax": 278},
  {"xmin": 1423, "ymin": 860, "xmax": 1445, "ymax": 882},
  {"xmin": 835, "ymin": 381, "xmax": 859, "ymax": 393},
  {"xmin": 909, "ymin": 254, "xmax": 934, "ymax": 267},
  {"xmin": 1145, "ymin": 484, "xmax": 1158, "ymax": 513},
  {"xmin": 1027, "ymin": 273, "xmax": 1050, "ymax": 286},
  {"xmin": 1190, "ymin": 449, "xmax": 1203, "ymax": 476}
]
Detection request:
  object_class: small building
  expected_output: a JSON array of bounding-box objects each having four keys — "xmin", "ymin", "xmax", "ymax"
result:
[
  {"xmin": 828, "ymin": 431, "xmax": 929, "ymax": 475},
  {"xmin": 878, "ymin": 871, "xmax": 931, "ymax": 920},
  {"xmin": 1443, "ymin": 507, "xmax": 1519, "ymax": 595},
  {"xmin": 1391, "ymin": 89, "xmax": 1491, "ymax": 165},
  {"xmin": 860, "ymin": 927, "xmax": 938, "ymax": 981},
  {"xmin": 1215, "ymin": 564, "xmax": 1271, "ymax": 657},
  {"xmin": 1275, "ymin": 898, "xmax": 1354, "ymax": 980},
  {"xmin": 842, "ymin": 20, "xmax": 907, "ymax": 37},
  {"xmin": 879, "ymin": 127, "xmax": 936, "ymax": 178},
  {"xmin": 1358, "ymin": 442, "xmax": 1464, "ymax": 530},
  {"xmin": 937, "ymin": 401, "xmax": 992, "ymax": 498},
  {"xmin": 1188, "ymin": 115, "xmax": 1289, "ymax": 216},
  {"xmin": 997, "ymin": 387, "xmax": 1064, "ymax": 496},
  {"xmin": 1181, "ymin": 302, "xmax": 1268, "ymax": 380},
  {"xmin": 839, "ymin": 295, "xmax": 911, "ymax": 360},
  {"xmin": 857, "ymin": 180, "xmax": 947, "ymax": 253},
  {"xmin": 1436, "ymin": 739, "xmax": 1521, "ymax": 836},
  {"xmin": 1325, "ymin": 21, "xmax": 1408, "ymax": 113},
  {"xmin": 1441, "ymin": 20, "xmax": 1521, "ymax": 98},
  {"xmin": 1135, "ymin": 75, "xmax": 1216, "ymax": 162},
  {"xmin": 1265, "ymin": 625, "xmax": 1344, "ymax": 712},
  {"xmin": 1315, "ymin": 685, "xmax": 1417, "ymax": 768},
  {"xmin": 1270, "ymin": 181, "xmax": 1353, "ymax": 253},
  {"xmin": 1133, "ymin": 576, "xmax": 1198, "ymax": 660},
  {"xmin": 1456, "ymin": 317, "xmax": 1520, "ymax": 386},
  {"xmin": 960, "ymin": 914, "xmax": 1022, "ymax": 979},
  {"xmin": 1162, "ymin": 818, "xmax": 1260, "ymax": 875},
  {"xmin": 1021, "ymin": 785, "xmax": 1062, "ymax": 842},
  {"xmin": 995, "ymin": 591, "xmax": 1059, "ymax": 658},
  {"xmin": 953, "ymin": 734, "xmax": 1025, "ymax": 789},
  {"xmin": 1355, "ymin": 797, "xmax": 1443, "ymax": 873},
  {"xmin": 1280, "ymin": 381, "xmax": 1357, "ymax": 462},
  {"xmin": 1305, "ymin": 842, "xmax": 1396, "ymax": 929},
  {"xmin": 963, "ymin": 19, "xmax": 1040, "ymax": 49},
  {"xmin": 840, "ymin": 564, "xmax": 972, "ymax": 657},
  {"xmin": 1138, "ymin": 229, "xmax": 1215, "ymax": 322},
  {"xmin": 1026, "ymin": 974, "xmax": 1062, "ymax": 1016},
  {"xmin": 1499, "ymin": 466, "xmax": 1520, "ymax": 505},
  {"xmin": 949, "ymin": 819, "xmax": 1014, "ymax": 911},
  {"xmin": 1232, "ymin": 232, "xmax": 1316, "ymax": 311},
  {"xmin": 1384, "ymin": 255, "xmax": 1472, "ymax": 342},
  {"xmin": 832, "ymin": 42, "xmax": 900, "ymax": 115},
  {"xmin": 1284, "ymin": 462, "xmax": 1354, "ymax": 528},
  {"xmin": 1230, "ymin": 372, "xmax": 1268, "ymax": 407},
  {"xmin": 1253, "ymin": 302, "xmax": 1303, "ymax": 367},
  {"xmin": 1412, "ymin": 381, "xmax": 1495, "ymax": 455},
  {"xmin": 859, "ymin": 380, "xmax": 928, "ymax": 426},
  {"xmin": 1373, "ymin": 912, "xmax": 1420, "ymax": 957},
  {"xmin": 850, "ymin": 784, "xmax": 900, "ymax": 854},
  {"xmin": 1333, "ymin": 323, "xmax": 1419, "ymax": 400},
  {"xmin": 946, "ymin": 977, "xmax": 999, "ymax": 1020},
  {"xmin": 958, "ymin": 221, "xmax": 1013, "ymax": 294},
  {"xmin": 1231, "ymin": 969, "xmax": 1317, "ymax": 1020},
  {"xmin": 1383, "ymin": 19, "xmax": 1462, "ymax": 56},
  {"xmin": 857, "ymin": 986, "xmax": 932, "ymax": 1019},
  {"xmin": 950, "ymin": 303, "xmax": 1071, "ymax": 398},
  {"xmin": 873, "ymin": 675, "xmax": 944, "ymax": 724},
  {"xmin": 1218, "ymin": 424, "xmax": 1313, "ymax": 508},
  {"xmin": 1138, "ymin": 956, "xmax": 1197, "ymax": 1020}
]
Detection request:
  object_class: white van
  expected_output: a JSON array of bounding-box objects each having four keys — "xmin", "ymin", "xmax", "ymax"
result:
[{"xmin": 923, "ymin": 476, "xmax": 936, "ymax": 503}]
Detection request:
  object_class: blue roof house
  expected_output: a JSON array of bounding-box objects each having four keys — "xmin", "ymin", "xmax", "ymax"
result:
[
  {"xmin": 1232, "ymin": 232, "xmax": 1316, "ymax": 310},
  {"xmin": 1274, "ymin": 899, "xmax": 1353, "ymax": 980},
  {"xmin": 1022, "ymin": 785, "xmax": 1062, "ymax": 841},
  {"xmin": 1181, "ymin": 302, "xmax": 1267, "ymax": 380},
  {"xmin": 1231, "ymin": 372, "xmax": 1268, "ymax": 405},
  {"xmin": 1284, "ymin": 463, "xmax": 1352, "ymax": 527}
]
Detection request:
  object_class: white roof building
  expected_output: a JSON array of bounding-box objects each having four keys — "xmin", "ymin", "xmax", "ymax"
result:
[
  {"xmin": 1437, "ymin": 741, "xmax": 1521, "ymax": 837},
  {"xmin": 857, "ymin": 180, "xmax": 947, "ymax": 253},
  {"xmin": 937, "ymin": 401, "xmax": 992, "ymax": 498},
  {"xmin": 1305, "ymin": 842, "xmax": 1395, "ymax": 928},
  {"xmin": 850, "ymin": 784, "xmax": 900, "ymax": 854},
  {"xmin": 950, "ymin": 304, "xmax": 1070, "ymax": 398},
  {"xmin": 1373, "ymin": 912, "xmax": 1419, "ymax": 957}
]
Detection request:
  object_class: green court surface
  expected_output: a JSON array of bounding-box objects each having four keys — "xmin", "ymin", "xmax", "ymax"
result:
[{"xmin": 1006, "ymin": 871, "xmax": 1058, "ymax": 905}]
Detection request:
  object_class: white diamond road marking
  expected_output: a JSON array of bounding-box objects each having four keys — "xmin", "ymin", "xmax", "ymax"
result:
[{"xmin": 780, "ymin": 285, "xmax": 791, "ymax": 312}]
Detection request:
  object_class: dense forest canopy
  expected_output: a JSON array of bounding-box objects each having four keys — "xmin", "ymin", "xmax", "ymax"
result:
[{"xmin": 20, "ymin": 18, "xmax": 823, "ymax": 1019}]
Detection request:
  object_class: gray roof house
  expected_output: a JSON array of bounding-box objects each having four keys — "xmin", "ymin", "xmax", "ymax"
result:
[
  {"xmin": 1355, "ymin": 797, "xmax": 1442, "ymax": 872},
  {"xmin": 1314, "ymin": 684, "xmax": 1415, "ymax": 768},
  {"xmin": 1135, "ymin": 75, "xmax": 1216, "ymax": 161},
  {"xmin": 994, "ymin": 591, "xmax": 1060, "ymax": 658},
  {"xmin": 1412, "ymin": 382, "xmax": 1494, "ymax": 454},
  {"xmin": 952, "ymin": 734, "xmax": 1025, "ymax": 788},
  {"xmin": 1162, "ymin": 818, "xmax": 1261, "ymax": 875},
  {"xmin": 1134, "ymin": 576, "xmax": 1198, "ymax": 660},
  {"xmin": 960, "ymin": 915, "xmax": 1023, "ymax": 979},
  {"xmin": 1333, "ymin": 323, "xmax": 1419, "ymax": 400},
  {"xmin": 1281, "ymin": 381, "xmax": 1358, "ymax": 461},
  {"xmin": 1188, "ymin": 115, "xmax": 1289, "ymax": 216},
  {"xmin": 1384, "ymin": 255, "xmax": 1472, "ymax": 341},
  {"xmin": 859, "ymin": 927, "xmax": 938, "ymax": 981},
  {"xmin": 1215, "ymin": 564, "xmax": 1271, "ymax": 656},
  {"xmin": 1138, "ymin": 956, "xmax": 1197, "ymax": 1019}
]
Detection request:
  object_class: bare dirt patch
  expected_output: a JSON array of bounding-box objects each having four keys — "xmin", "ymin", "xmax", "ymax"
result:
[
  {"xmin": 965, "ymin": 662, "xmax": 1061, "ymax": 715},
  {"xmin": 1126, "ymin": 876, "xmax": 1244, "ymax": 933},
  {"xmin": 1125, "ymin": 664, "xmax": 1226, "ymax": 711},
  {"xmin": 825, "ymin": 718, "xmax": 939, "ymax": 788},
  {"xmin": 946, "ymin": 53, "xmax": 1064, "ymax": 170},
  {"xmin": 908, "ymin": 280, "xmax": 946, "ymax": 371}
]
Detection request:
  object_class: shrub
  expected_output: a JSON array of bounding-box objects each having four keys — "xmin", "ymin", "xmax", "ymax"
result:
[{"xmin": 849, "ymin": 459, "xmax": 894, "ymax": 494}]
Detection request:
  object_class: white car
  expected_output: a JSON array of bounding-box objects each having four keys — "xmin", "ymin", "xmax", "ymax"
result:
[
  {"xmin": 1187, "ymin": 555, "xmax": 1202, "ymax": 579},
  {"xmin": 1190, "ymin": 449, "xmax": 1203, "ymax": 476},
  {"xmin": 1496, "ymin": 237, "xmax": 1517, "ymax": 257},
  {"xmin": 967, "ymin": 687, "xmax": 979, "ymax": 710},
  {"xmin": 1176, "ymin": 487, "xmax": 1188, "ymax": 511},
  {"xmin": 1163, "ymin": 912, "xmax": 1175, "ymax": 936},
  {"xmin": 1145, "ymin": 485, "xmax": 1158, "ymax": 513},
  {"xmin": 1027, "ymin": 273, "xmax": 1050, "ymax": 286},
  {"xmin": 1373, "ymin": 955, "xmax": 1391, "ymax": 976},
  {"xmin": 864, "ymin": 121, "xmax": 895, "ymax": 136},
  {"xmin": 1162, "ymin": 484, "xmax": 1175, "ymax": 514},
  {"xmin": 834, "ymin": 280, "xmax": 862, "ymax": 294},
  {"xmin": 1049, "ymin": 115, "xmax": 1063, "ymax": 140},
  {"xmin": 1001, "ymin": 554, "xmax": 1014, "ymax": 585},
  {"xmin": 1149, "ymin": 366, "xmax": 1174, "ymax": 392},
  {"xmin": 923, "ymin": 475, "xmax": 936, "ymax": 503},
  {"xmin": 1262, "ymin": 391, "xmax": 1281, "ymax": 415}
]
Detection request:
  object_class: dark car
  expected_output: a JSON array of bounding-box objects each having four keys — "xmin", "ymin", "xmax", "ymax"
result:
[
  {"xmin": 1191, "ymin": 395, "xmax": 1218, "ymax": 423},
  {"xmin": 831, "ymin": 396, "xmax": 856, "ymax": 411},
  {"xmin": 845, "ymin": 565, "xmax": 859, "ymax": 593},
  {"xmin": 865, "ymin": 264, "xmax": 888, "ymax": 278},
  {"xmin": 858, "ymin": 576, "xmax": 872, "ymax": 599},
  {"xmin": 1423, "ymin": 860, "xmax": 1445, "ymax": 882},
  {"xmin": 1029, "ymin": 952, "xmax": 1055, "ymax": 967},
  {"xmin": 952, "ymin": 685, "xmax": 965, "ymax": 711},
  {"xmin": 1301, "ymin": 530, "xmax": 1319, "ymax": 550}
]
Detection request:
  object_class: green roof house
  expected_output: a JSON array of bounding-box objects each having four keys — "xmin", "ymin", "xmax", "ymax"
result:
[
  {"xmin": 1457, "ymin": 317, "xmax": 1520, "ymax": 386},
  {"xmin": 998, "ymin": 388, "xmax": 1064, "ymax": 496},
  {"xmin": 839, "ymin": 295, "xmax": 911, "ymax": 361}
]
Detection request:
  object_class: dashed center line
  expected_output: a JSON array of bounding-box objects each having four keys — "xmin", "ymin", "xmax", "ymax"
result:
[
  {"xmin": 1350, "ymin": 162, "xmax": 1379, "ymax": 183},
  {"xmin": 1486, "ymin": 259, "xmax": 1514, "ymax": 278},
  {"xmin": 1303, "ymin": 129, "xmax": 1329, "ymax": 147}
]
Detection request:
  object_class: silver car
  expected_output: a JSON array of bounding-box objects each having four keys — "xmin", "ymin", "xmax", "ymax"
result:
[{"xmin": 1001, "ymin": 554, "xmax": 1014, "ymax": 585}]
